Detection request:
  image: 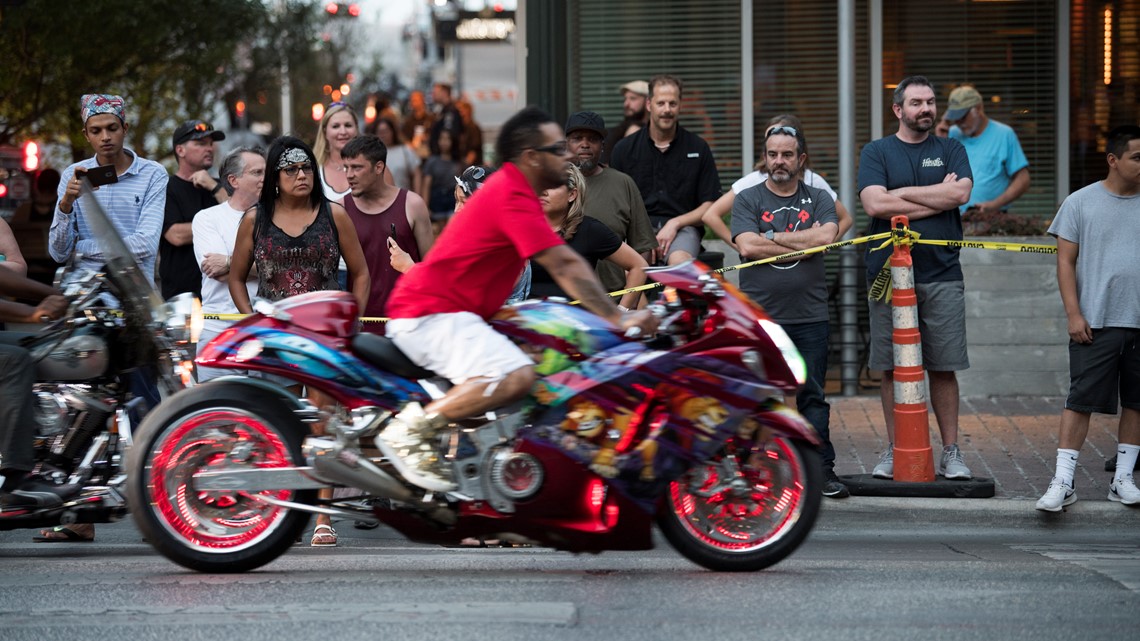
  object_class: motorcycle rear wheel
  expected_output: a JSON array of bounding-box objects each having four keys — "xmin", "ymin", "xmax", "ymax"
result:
[
  {"xmin": 127, "ymin": 383, "xmax": 315, "ymax": 573},
  {"xmin": 658, "ymin": 436, "xmax": 822, "ymax": 572}
]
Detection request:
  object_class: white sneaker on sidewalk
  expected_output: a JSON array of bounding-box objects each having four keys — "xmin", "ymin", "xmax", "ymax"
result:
[
  {"xmin": 1108, "ymin": 475, "xmax": 1140, "ymax": 505},
  {"xmin": 1036, "ymin": 477, "xmax": 1076, "ymax": 512},
  {"xmin": 872, "ymin": 446, "xmax": 893, "ymax": 479}
]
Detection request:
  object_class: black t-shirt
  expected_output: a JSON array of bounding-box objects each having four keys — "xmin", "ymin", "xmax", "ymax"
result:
[
  {"xmin": 530, "ymin": 216, "xmax": 622, "ymax": 299},
  {"xmin": 609, "ymin": 124, "xmax": 721, "ymax": 223},
  {"xmin": 160, "ymin": 175, "xmax": 215, "ymax": 299},
  {"xmin": 857, "ymin": 135, "xmax": 972, "ymax": 284}
]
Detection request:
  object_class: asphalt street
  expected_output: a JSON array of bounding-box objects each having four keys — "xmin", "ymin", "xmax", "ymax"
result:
[{"xmin": 1, "ymin": 499, "xmax": 1137, "ymax": 641}]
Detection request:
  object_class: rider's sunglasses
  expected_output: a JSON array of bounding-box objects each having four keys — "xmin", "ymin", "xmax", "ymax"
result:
[{"xmin": 531, "ymin": 141, "xmax": 569, "ymax": 156}]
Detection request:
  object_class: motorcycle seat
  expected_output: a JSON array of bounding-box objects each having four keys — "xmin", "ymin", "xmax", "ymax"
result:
[{"xmin": 350, "ymin": 333, "xmax": 437, "ymax": 380}]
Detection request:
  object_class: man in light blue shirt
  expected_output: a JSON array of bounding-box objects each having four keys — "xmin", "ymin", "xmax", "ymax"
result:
[
  {"xmin": 50, "ymin": 94, "xmax": 168, "ymax": 287},
  {"xmin": 946, "ymin": 85, "xmax": 1030, "ymax": 215}
]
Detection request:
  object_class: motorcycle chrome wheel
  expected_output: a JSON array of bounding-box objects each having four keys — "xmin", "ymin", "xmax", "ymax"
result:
[
  {"xmin": 658, "ymin": 436, "xmax": 822, "ymax": 572},
  {"xmin": 129, "ymin": 383, "xmax": 313, "ymax": 573}
]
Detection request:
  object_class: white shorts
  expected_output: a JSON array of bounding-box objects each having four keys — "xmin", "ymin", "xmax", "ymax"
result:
[{"xmin": 386, "ymin": 312, "xmax": 532, "ymax": 384}]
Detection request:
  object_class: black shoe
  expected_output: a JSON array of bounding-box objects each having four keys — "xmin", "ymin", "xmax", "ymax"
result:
[
  {"xmin": 0, "ymin": 479, "xmax": 79, "ymax": 509},
  {"xmin": 822, "ymin": 470, "xmax": 850, "ymax": 499}
]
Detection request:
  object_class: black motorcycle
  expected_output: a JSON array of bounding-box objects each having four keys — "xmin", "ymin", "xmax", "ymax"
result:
[{"xmin": 0, "ymin": 185, "xmax": 197, "ymax": 532}]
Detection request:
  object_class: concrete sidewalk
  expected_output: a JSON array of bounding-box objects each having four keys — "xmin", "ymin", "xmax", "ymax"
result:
[{"xmin": 829, "ymin": 395, "xmax": 1128, "ymax": 501}]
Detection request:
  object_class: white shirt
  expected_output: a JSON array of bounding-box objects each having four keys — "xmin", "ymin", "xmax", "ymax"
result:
[
  {"xmin": 731, "ymin": 168, "xmax": 838, "ymax": 201},
  {"xmin": 192, "ymin": 201, "xmax": 257, "ymax": 333}
]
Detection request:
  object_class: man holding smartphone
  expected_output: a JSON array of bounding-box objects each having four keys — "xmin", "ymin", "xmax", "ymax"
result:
[
  {"xmin": 49, "ymin": 94, "xmax": 168, "ymax": 287},
  {"xmin": 340, "ymin": 134, "xmax": 433, "ymax": 330}
]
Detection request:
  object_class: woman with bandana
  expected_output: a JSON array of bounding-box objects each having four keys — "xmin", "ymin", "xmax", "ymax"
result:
[{"xmin": 228, "ymin": 136, "xmax": 369, "ymax": 548}]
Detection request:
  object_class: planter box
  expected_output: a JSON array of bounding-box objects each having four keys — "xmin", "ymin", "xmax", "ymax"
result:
[{"xmin": 957, "ymin": 236, "xmax": 1067, "ymax": 397}]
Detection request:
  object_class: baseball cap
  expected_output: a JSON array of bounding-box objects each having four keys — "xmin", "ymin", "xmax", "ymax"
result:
[
  {"xmin": 564, "ymin": 111, "xmax": 607, "ymax": 138},
  {"xmin": 619, "ymin": 80, "xmax": 649, "ymax": 97},
  {"xmin": 944, "ymin": 86, "xmax": 983, "ymax": 122},
  {"xmin": 172, "ymin": 120, "xmax": 226, "ymax": 149}
]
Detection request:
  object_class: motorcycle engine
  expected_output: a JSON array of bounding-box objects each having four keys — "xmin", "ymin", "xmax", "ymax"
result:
[
  {"xmin": 489, "ymin": 450, "xmax": 545, "ymax": 500},
  {"xmin": 31, "ymin": 333, "xmax": 110, "ymax": 381},
  {"xmin": 32, "ymin": 386, "xmax": 115, "ymax": 464}
]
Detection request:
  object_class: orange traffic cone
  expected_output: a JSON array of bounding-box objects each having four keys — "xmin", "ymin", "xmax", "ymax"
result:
[{"xmin": 889, "ymin": 216, "xmax": 934, "ymax": 482}]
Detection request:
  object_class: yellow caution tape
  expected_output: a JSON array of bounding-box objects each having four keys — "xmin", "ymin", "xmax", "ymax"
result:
[{"xmin": 198, "ymin": 231, "xmax": 1054, "ymax": 322}]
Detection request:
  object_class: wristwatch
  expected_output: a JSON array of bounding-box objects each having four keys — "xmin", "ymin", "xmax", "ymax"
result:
[
  {"xmin": 764, "ymin": 229, "xmax": 775, "ymax": 240},
  {"xmin": 211, "ymin": 181, "xmax": 223, "ymax": 195}
]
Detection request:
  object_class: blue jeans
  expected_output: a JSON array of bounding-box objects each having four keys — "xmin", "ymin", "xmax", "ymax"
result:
[{"xmin": 781, "ymin": 321, "xmax": 834, "ymax": 469}]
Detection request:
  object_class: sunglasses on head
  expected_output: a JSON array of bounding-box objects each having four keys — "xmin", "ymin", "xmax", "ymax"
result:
[{"xmin": 765, "ymin": 125, "xmax": 798, "ymax": 138}]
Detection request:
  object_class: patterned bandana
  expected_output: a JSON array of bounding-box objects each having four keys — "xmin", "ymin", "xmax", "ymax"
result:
[
  {"xmin": 276, "ymin": 147, "xmax": 309, "ymax": 170},
  {"xmin": 80, "ymin": 94, "xmax": 126, "ymax": 124}
]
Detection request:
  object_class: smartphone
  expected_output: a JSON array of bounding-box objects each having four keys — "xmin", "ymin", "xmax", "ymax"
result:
[
  {"xmin": 386, "ymin": 223, "xmax": 398, "ymax": 248},
  {"xmin": 84, "ymin": 164, "xmax": 118, "ymax": 187}
]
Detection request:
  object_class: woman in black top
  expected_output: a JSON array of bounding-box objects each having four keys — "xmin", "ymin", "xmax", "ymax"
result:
[{"xmin": 530, "ymin": 165, "xmax": 648, "ymax": 309}]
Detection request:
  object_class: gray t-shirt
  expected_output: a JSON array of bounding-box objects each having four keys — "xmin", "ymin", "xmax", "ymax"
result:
[
  {"xmin": 731, "ymin": 180, "xmax": 837, "ymax": 324},
  {"xmin": 1047, "ymin": 181, "xmax": 1140, "ymax": 329}
]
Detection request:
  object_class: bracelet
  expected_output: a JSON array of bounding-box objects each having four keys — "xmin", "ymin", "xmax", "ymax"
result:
[{"xmin": 211, "ymin": 182, "xmax": 223, "ymax": 195}]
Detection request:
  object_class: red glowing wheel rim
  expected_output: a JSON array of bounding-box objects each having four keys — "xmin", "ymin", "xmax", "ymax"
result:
[
  {"xmin": 146, "ymin": 409, "xmax": 295, "ymax": 553},
  {"xmin": 668, "ymin": 437, "xmax": 806, "ymax": 552}
]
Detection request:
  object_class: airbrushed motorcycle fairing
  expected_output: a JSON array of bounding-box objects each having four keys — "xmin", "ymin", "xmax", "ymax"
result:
[{"xmin": 130, "ymin": 260, "xmax": 823, "ymax": 573}]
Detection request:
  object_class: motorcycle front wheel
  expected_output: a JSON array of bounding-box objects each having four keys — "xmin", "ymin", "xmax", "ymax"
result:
[
  {"xmin": 127, "ymin": 382, "xmax": 315, "ymax": 573},
  {"xmin": 658, "ymin": 436, "xmax": 822, "ymax": 572}
]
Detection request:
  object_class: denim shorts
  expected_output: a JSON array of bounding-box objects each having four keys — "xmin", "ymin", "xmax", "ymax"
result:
[
  {"xmin": 1066, "ymin": 327, "xmax": 1140, "ymax": 414},
  {"xmin": 867, "ymin": 280, "xmax": 970, "ymax": 372}
]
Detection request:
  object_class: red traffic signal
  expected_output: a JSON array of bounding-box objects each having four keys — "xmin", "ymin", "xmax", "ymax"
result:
[
  {"xmin": 325, "ymin": 2, "xmax": 339, "ymax": 15},
  {"xmin": 0, "ymin": 182, "xmax": 8, "ymax": 199},
  {"xmin": 347, "ymin": 3, "xmax": 360, "ymax": 17},
  {"xmin": 22, "ymin": 140, "xmax": 40, "ymax": 172}
]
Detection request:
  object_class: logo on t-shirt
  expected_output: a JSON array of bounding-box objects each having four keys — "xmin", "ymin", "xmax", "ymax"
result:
[{"xmin": 922, "ymin": 157, "xmax": 944, "ymax": 168}]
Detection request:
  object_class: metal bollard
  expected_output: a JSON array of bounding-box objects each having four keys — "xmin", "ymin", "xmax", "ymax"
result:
[{"xmin": 889, "ymin": 215, "xmax": 934, "ymax": 482}]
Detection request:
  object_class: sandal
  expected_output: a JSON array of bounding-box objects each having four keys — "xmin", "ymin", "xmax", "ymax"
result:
[
  {"xmin": 310, "ymin": 524, "xmax": 337, "ymax": 547},
  {"xmin": 33, "ymin": 524, "xmax": 95, "ymax": 543}
]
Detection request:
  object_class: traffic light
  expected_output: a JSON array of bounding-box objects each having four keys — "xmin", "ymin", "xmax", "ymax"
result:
[
  {"xmin": 22, "ymin": 140, "xmax": 39, "ymax": 172},
  {"xmin": 325, "ymin": 2, "xmax": 359, "ymax": 17},
  {"xmin": 0, "ymin": 183, "xmax": 8, "ymax": 199}
]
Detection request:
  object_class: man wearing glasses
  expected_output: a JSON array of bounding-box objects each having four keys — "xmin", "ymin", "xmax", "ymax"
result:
[
  {"xmin": 858, "ymin": 75, "xmax": 975, "ymax": 482},
  {"xmin": 160, "ymin": 120, "xmax": 227, "ymax": 300},
  {"xmin": 376, "ymin": 107, "xmax": 657, "ymax": 492},
  {"xmin": 610, "ymin": 75, "xmax": 721, "ymax": 266}
]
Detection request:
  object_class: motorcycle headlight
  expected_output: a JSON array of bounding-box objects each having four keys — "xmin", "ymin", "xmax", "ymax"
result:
[
  {"xmin": 163, "ymin": 294, "xmax": 203, "ymax": 344},
  {"xmin": 758, "ymin": 319, "xmax": 807, "ymax": 386}
]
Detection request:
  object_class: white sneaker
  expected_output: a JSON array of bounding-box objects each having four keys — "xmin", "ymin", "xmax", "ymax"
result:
[
  {"xmin": 1036, "ymin": 477, "xmax": 1076, "ymax": 512},
  {"xmin": 872, "ymin": 446, "xmax": 893, "ymax": 479},
  {"xmin": 939, "ymin": 444, "xmax": 972, "ymax": 480},
  {"xmin": 376, "ymin": 404, "xmax": 457, "ymax": 493},
  {"xmin": 1108, "ymin": 475, "xmax": 1140, "ymax": 505}
]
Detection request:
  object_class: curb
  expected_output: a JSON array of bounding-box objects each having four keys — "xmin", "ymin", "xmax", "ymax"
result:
[{"xmin": 815, "ymin": 496, "xmax": 1140, "ymax": 528}]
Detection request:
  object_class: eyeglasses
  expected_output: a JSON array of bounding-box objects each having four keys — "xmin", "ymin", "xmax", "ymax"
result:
[
  {"xmin": 765, "ymin": 125, "xmax": 798, "ymax": 139},
  {"xmin": 281, "ymin": 163, "xmax": 315, "ymax": 177},
  {"xmin": 192, "ymin": 122, "xmax": 211, "ymax": 132},
  {"xmin": 531, "ymin": 141, "xmax": 569, "ymax": 156}
]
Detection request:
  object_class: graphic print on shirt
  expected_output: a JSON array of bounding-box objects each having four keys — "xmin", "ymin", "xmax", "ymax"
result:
[{"xmin": 762, "ymin": 204, "xmax": 809, "ymax": 270}]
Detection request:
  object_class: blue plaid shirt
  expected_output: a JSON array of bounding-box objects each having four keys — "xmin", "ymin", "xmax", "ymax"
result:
[{"xmin": 50, "ymin": 148, "xmax": 168, "ymax": 287}]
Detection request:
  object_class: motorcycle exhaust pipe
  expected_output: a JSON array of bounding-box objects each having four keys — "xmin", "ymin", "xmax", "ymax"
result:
[{"xmin": 304, "ymin": 438, "xmax": 416, "ymax": 503}]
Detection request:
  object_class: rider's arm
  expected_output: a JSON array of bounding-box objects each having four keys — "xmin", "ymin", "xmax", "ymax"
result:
[{"xmin": 532, "ymin": 244, "xmax": 622, "ymax": 325}]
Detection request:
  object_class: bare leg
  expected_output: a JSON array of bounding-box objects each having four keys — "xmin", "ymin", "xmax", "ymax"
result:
[
  {"xmin": 879, "ymin": 370, "xmax": 895, "ymax": 442},
  {"xmin": 1058, "ymin": 409, "xmax": 1092, "ymax": 450},
  {"xmin": 928, "ymin": 371, "xmax": 960, "ymax": 446},
  {"xmin": 425, "ymin": 366, "xmax": 537, "ymax": 421},
  {"xmin": 1120, "ymin": 408, "xmax": 1140, "ymax": 446}
]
